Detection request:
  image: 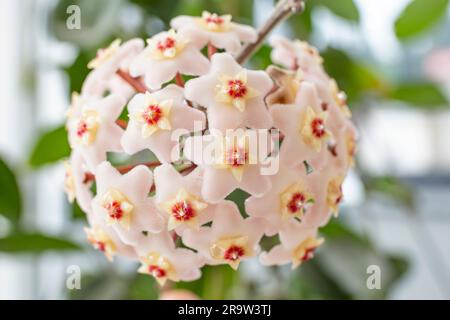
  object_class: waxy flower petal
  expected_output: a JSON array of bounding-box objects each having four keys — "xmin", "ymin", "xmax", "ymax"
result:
[
  {"xmin": 171, "ymin": 12, "xmax": 257, "ymax": 53},
  {"xmin": 135, "ymin": 231, "xmax": 204, "ymax": 285},
  {"xmin": 67, "ymin": 94, "xmax": 126, "ymax": 172},
  {"xmin": 270, "ymin": 81, "xmax": 332, "ymax": 168},
  {"xmin": 85, "ymin": 203, "xmax": 137, "ymax": 261},
  {"xmin": 154, "ymin": 164, "xmax": 215, "ymax": 232},
  {"xmin": 92, "ymin": 161, "xmax": 165, "ymax": 246},
  {"xmin": 185, "ymin": 53, "xmax": 273, "ymax": 131},
  {"xmin": 260, "ymin": 220, "xmax": 323, "ymax": 269},
  {"xmin": 245, "ymin": 165, "xmax": 318, "ymax": 235},
  {"xmin": 182, "ymin": 201, "xmax": 265, "ymax": 270},
  {"xmin": 130, "ymin": 30, "xmax": 210, "ymax": 90},
  {"xmin": 64, "ymin": 151, "xmax": 94, "ymax": 214},
  {"xmin": 183, "ymin": 129, "xmax": 273, "ymax": 203},
  {"xmin": 121, "ymin": 85, "xmax": 206, "ymax": 162},
  {"xmin": 82, "ymin": 39, "xmax": 145, "ymax": 99}
]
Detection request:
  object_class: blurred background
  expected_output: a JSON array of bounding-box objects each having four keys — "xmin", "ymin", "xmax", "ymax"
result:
[{"xmin": 1, "ymin": 0, "xmax": 450, "ymax": 300}]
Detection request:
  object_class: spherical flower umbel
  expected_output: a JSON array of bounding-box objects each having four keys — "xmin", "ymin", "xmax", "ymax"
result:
[{"xmin": 64, "ymin": 8, "xmax": 357, "ymax": 286}]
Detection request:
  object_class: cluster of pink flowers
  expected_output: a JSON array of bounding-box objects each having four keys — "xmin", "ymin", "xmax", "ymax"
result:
[{"xmin": 64, "ymin": 11, "xmax": 357, "ymax": 285}]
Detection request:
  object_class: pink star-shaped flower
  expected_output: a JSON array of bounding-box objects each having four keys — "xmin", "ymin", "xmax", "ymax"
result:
[
  {"xmin": 154, "ymin": 163, "xmax": 215, "ymax": 233},
  {"xmin": 67, "ymin": 93, "xmax": 126, "ymax": 172},
  {"xmin": 183, "ymin": 129, "xmax": 273, "ymax": 203},
  {"xmin": 82, "ymin": 39, "xmax": 144, "ymax": 98},
  {"xmin": 64, "ymin": 150, "xmax": 93, "ymax": 214},
  {"xmin": 135, "ymin": 231, "xmax": 205, "ymax": 285},
  {"xmin": 271, "ymin": 81, "xmax": 332, "ymax": 169},
  {"xmin": 129, "ymin": 29, "xmax": 210, "ymax": 90},
  {"xmin": 182, "ymin": 201, "xmax": 265, "ymax": 270},
  {"xmin": 85, "ymin": 203, "xmax": 137, "ymax": 262},
  {"xmin": 91, "ymin": 161, "xmax": 165, "ymax": 246},
  {"xmin": 185, "ymin": 53, "xmax": 273, "ymax": 131},
  {"xmin": 270, "ymin": 35, "xmax": 323, "ymax": 73},
  {"xmin": 171, "ymin": 11, "xmax": 257, "ymax": 53},
  {"xmin": 245, "ymin": 165, "xmax": 323, "ymax": 236},
  {"xmin": 121, "ymin": 84, "xmax": 206, "ymax": 163},
  {"xmin": 325, "ymin": 122, "xmax": 358, "ymax": 177},
  {"xmin": 260, "ymin": 220, "xmax": 324, "ymax": 269}
]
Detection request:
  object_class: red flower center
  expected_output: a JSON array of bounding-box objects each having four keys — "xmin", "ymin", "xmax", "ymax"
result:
[
  {"xmin": 287, "ymin": 192, "xmax": 306, "ymax": 214},
  {"xmin": 335, "ymin": 193, "xmax": 343, "ymax": 205},
  {"xmin": 171, "ymin": 200, "xmax": 195, "ymax": 221},
  {"xmin": 156, "ymin": 37, "xmax": 176, "ymax": 52},
  {"xmin": 224, "ymin": 245, "xmax": 245, "ymax": 261},
  {"xmin": 148, "ymin": 265, "xmax": 166, "ymax": 278},
  {"xmin": 311, "ymin": 118, "xmax": 326, "ymax": 138},
  {"xmin": 301, "ymin": 247, "xmax": 317, "ymax": 262},
  {"xmin": 96, "ymin": 241, "xmax": 106, "ymax": 252},
  {"xmin": 227, "ymin": 79, "xmax": 247, "ymax": 99},
  {"xmin": 76, "ymin": 121, "xmax": 88, "ymax": 138},
  {"xmin": 205, "ymin": 15, "xmax": 224, "ymax": 25},
  {"xmin": 105, "ymin": 201, "xmax": 123, "ymax": 220},
  {"xmin": 225, "ymin": 147, "xmax": 247, "ymax": 167},
  {"xmin": 143, "ymin": 105, "xmax": 162, "ymax": 126}
]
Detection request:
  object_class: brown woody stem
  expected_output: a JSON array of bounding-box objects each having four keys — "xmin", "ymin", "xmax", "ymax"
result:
[
  {"xmin": 116, "ymin": 69, "xmax": 148, "ymax": 93},
  {"xmin": 208, "ymin": 43, "xmax": 217, "ymax": 59},
  {"xmin": 236, "ymin": 0, "xmax": 306, "ymax": 65},
  {"xmin": 175, "ymin": 72, "xmax": 185, "ymax": 87}
]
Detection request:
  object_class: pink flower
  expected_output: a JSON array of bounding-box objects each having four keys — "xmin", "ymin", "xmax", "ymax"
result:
[
  {"xmin": 91, "ymin": 161, "xmax": 165, "ymax": 246},
  {"xmin": 154, "ymin": 163, "xmax": 215, "ymax": 232},
  {"xmin": 270, "ymin": 81, "xmax": 332, "ymax": 168},
  {"xmin": 64, "ymin": 150, "xmax": 93, "ymax": 214},
  {"xmin": 85, "ymin": 205, "xmax": 137, "ymax": 262},
  {"xmin": 293, "ymin": 167, "xmax": 347, "ymax": 228},
  {"xmin": 82, "ymin": 39, "xmax": 145, "ymax": 98},
  {"xmin": 182, "ymin": 201, "xmax": 265, "ymax": 270},
  {"xmin": 185, "ymin": 53, "xmax": 273, "ymax": 131},
  {"xmin": 135, "ymin": 231, "xmax": 204, "ymax": 285},
  {"xmin": 66, "ymin": 93, "xmax": 126, "ymax": 172},
  {"xmin": 171, "ymin": 11, "xmax": 257, "ymax": 53},
  {"xmin": 270, "ymin": 35, "xmax": 323, "ymax": 72},
  {"xmin": 129, "ymin": 29, "xmax": 210, "ymax": 90},
  {"xmin": 245, "ymin": 165, "xmax": 320, "ymax": 235},
  {"xmin": 183, "ymin": 129, "xmax": 273, "ymax": 203},
  {"xmin": 260, "ymin": 220, "xmax": 324, "ymax": 269},
  {"xmin": 326, "ymin": 122, "xmax": 358, "ymax": 176},
  {"xmin": 424, "ymin": 47, "xmax": 450, "ymax": 83},
  {"xmin": 121, "ymin": 85, "xmax": 206, "ymax": 162}
]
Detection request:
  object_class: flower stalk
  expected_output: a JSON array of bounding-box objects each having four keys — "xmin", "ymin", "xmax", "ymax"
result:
[{"xmin": 236, "ymin": 0, "xmax": 306, "ymax": 64}]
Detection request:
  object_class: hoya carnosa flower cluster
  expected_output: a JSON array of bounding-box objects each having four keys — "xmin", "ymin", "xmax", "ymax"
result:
[{"xmin": 64, "ymin": 11, "xmax": 357, "ymax": 286}]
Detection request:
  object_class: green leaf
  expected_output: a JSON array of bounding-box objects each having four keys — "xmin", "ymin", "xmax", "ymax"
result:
[
  {"xmin": 395, "ymin": 0, "xmax": 449, "ymax": 39},
  {"xmin": 126, "ymin": 274, "xmax": 159, "ymax": 300},
  {"xmin": 0, "ymin": 233, "xmax": 81, "ymax": 253},
  {"xmin": 389, "ymin": 83, "xmax": 448, "ymax": 108},
  {"xmin": 226, "ymin": 189, "xmax": 250, "ymax": 217},
  {"xmin": 364, "ymin": 176, "xmax": 415, "ymax": 208},
  {"xmin": 65, "ymin": 51, "xmax": 92, "ymax": 94},
  {"xmin": 175, "ymin": 265, "xmax": 240, "ymax": 299},
  {"xmin": 0, "ymin": 157, "xmax": 22, "ymax": 224},
  {"xmin": 288, "ymin": 3, "xmax": 313, "ymax": 41},
  {"xmin": 29, "ymin": 125, "xmax": 70, "ymax": 169},
  {"xmin": 322, "ymin": 47, "xmax": 386, "ymax": 104},
  {"xmin": 52, "ymin": 0, "xmax": 122, "ymax": 49},
  {"xmin": 318, "ymin": 0, "xmax": 359, "ymax": 22}
]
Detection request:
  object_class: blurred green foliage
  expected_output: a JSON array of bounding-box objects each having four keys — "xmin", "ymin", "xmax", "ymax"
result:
[
  {"xmin": 395, "ymin": 0, "xmax": 449, "ymax": 40},
  {"xmin": 0, "ymin": 232, "xmax": 81, "ymax": 253},
  {"xmin": 29, "ymin": 125, "xmax": 71, "ymax": 168},
  {"xmin": 0, "ymin": 157, "xmax": 22, "ymax": 226}
]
